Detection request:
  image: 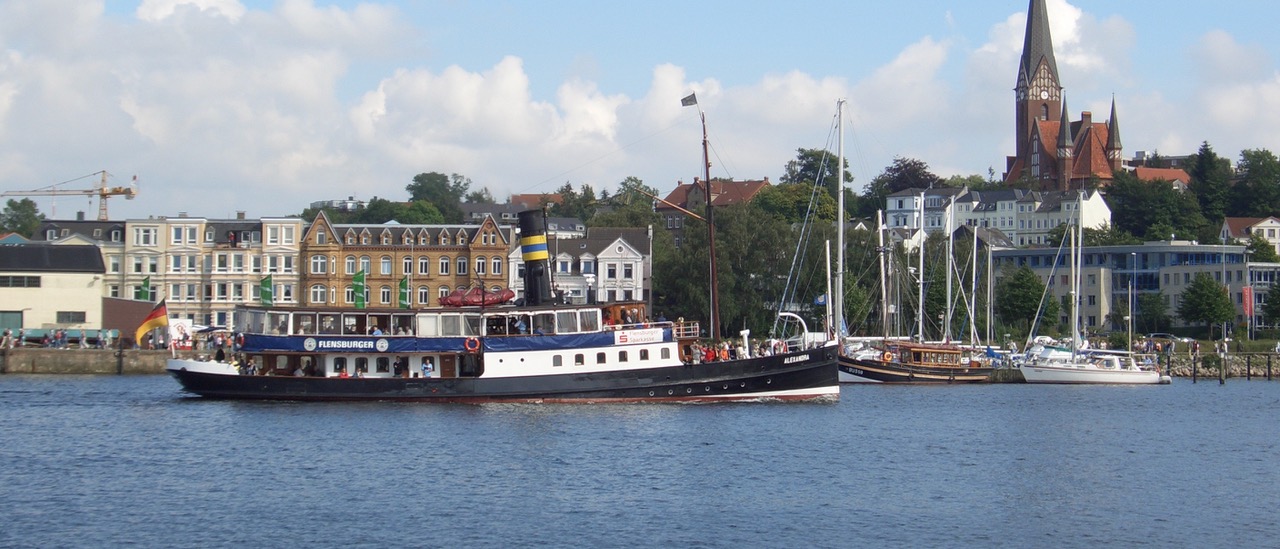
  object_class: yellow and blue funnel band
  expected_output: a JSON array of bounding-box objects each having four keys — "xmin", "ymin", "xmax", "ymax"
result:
[{"xmin": 520, "ymin": 235, "xmax": 549, "ymax": 261}]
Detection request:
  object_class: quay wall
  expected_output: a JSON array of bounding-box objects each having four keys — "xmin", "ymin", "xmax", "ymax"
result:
[{"xmin": 0, "ymin": 348, "xmax": 205, "ymax": 375}]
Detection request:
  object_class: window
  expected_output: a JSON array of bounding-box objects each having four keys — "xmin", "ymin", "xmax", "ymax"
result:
[
  {"xmin": 596, "ymin": 352, "xmax": 606, "ymax": 364},
  {"xmin": 457, "ymin": 257, "xmax": 467, "ymax": 275},
  {"xmin": 418, "ymin": 257, "xmax": 430, "ymax": 275},
  {"xmin": 380, "ymin": 286, "xmax": 391, "ymax": 304},
  {"xmin": 282, "ymin": 226, "xmax": 295, "ymax": 245},
  {"xmin": 376, "ymin": 357, "xmax": 390, "ymax": 373},
  {"xmin": 133, "ymin": 227, "xmax": 157, "ymax": 246},
  {"xmin": 0, "ymin": 275, "xmax": 40, "ymax": 287},
  {"xmin": 283, "ymin": 256, "xmax": 295, "ymax": 274},
  {"xmin": 345, "ymin": 256, "xmax": 356, "ymax": 274},
  {"xmin": 624, "ymin": 265, "xmax": 634, "ymax": 279},
  {"xmin": 360, "ymin": 256, "xmax": 371, "ymax": 274},
  {"xmin": 267, "ymin": 226, "xmax": 279, "ymax": 245},
  {"xmin": 492, "ymin": 258, "xmax": 502, "ymax": 276},
  {"xmin": 345, "ymin": 286, "xmax": 354, "ymax": 304},
  {"xmin": 607, "ymin": 264, "xmax": 617, "ymax": 279},
  {"xmin": 310, "ymin": 284, "xmax": 327, "ymax": 304},
  {"xmin": 403, "ymin": 256, "xmax": 412, "ymax": 275},
  {"xmin": 310, "ymin": 255, "xmax": 328, "ymax": 274},
  {"xmin": 108, "ymin": 255, "xmax": 120, "ymax": 274},
  {"xmin": 381, "ymin": 256, "xmax": 392, "ymax": 275},
  {"xmin": 640, "ymin": 349, "xmax": 649, "ymax": 361},
  {"xmin": 316, "ymin": 232, "xmax": 327, "ymax": 245},
  {"xmin": 56, "ymin": 311, "xmax": 86, "ymax": 323},
  {"xmin": 418, "ymin": 286, "xmax": 430, "ymax": 305},
  {"xmin": 553, "ymin": 355, "xmax": 563, "ymax": 367},
  {"xmin": 618, "ymin": 351, "xmax": 628, "ymax": 362},
  {"xmin": 109, "ymin": 285, "xmax": 119, "ymax": 298},
  {"xmin": 475, "ymin": 256, "xmax": 486, "ymax": 275},
  {"xmin": 439, "ymin": 257, "xmax": 450, "ymax": 275},
  {"xmin": 574, "ymin": 354, "xmax": 585, "ymax": 366}
]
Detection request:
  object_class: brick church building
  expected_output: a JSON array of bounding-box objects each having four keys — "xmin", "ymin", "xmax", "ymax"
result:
[{"xmin": 1004, "ymin": 0, "xmax": 1124, "ymax": 191}]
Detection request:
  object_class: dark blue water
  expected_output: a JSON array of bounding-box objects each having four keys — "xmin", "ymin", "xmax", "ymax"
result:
[{"xmin": 0, "ymin": 376, "xmax": 1276, "ymax": 548}]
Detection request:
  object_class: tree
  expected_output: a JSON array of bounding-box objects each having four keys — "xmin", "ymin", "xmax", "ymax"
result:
[
  {"xmin": 994, "ymin": 265, "xmax": 1058, "ymax": 336},
  {"xmin": 406, "ymin": 172, "xmax": 471, "ymax": 223},
  {"xmin": 857, "ymin": 157, "xmax": 943, "ymax": 218},
  {"xmin": 0, "ymin": 198, "xmax": 44, "ymax": 237},
  {"xmin": 1188, "ymin": 141, "xmax": 1234, "ymax": 225},
  {"xmin": 753, "ymin": 182, "xmax": 837, "ymax": 224},
  {"xmin": 1136, "ymin": 292, "xmax": 1172, "ymax": 334},
  {"xmin": 465, "ymin": 187, "xmax": 496, "ymax": 204},
  {"xmin": 1177, "ymin": 273, "xmax": 1234, "ymax": 338},
  {"xmin": 780, "ymin": 148, "xmax": 852, "ymax": 204},
  {"xmin": 1228, "ymin": 148, "xmax": 1280, "ymax": 217},
  {"xmin": 1105, "ymin": 169, "xmax": 1207, "ymax": 241},
  {"xmin": 1245, "ymin": 233, "xmax": 1280, "ymax": 263},
  {"xmin": 1261, "ymin": 284, "xmax": 1280, "ymax": 328},
  {"xmin": 589, "ymin": 177, "xmax": 662, "ymax": 228}
]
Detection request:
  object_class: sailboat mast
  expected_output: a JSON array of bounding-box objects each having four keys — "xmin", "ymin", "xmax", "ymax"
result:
[
  {"xmin": 945, "ymin": 197, "xmax": 954, "ymax": 343},
  {"xmin": 701, "ymin": 111, "xmax": 719, "ymax": 340},
  {"xmin": 834, "ymin": 99, "xmax": 845, "ymax": 340},
  {"xmin": 917, "ymin": 191, "xmax": 925, "ymax": 341},
  {"xmin": 970, "ymin": 222, "xmax": 980, "ymax": 346},
  {"xmin": 877, "ymin": 210, "xmax": 888, "ymax": 340}
]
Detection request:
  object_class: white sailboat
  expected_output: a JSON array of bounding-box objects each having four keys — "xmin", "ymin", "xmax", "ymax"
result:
[{"xmin": 1017, "ymin": 191, "xmax": 1170, "ymax": 385}]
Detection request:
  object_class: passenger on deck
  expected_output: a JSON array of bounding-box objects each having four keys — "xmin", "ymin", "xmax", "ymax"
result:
[
  {"xmin": 421, "ymin": 357, "xmax": 435, "ymax": 378},
  {"xmin": 338, "ymin": 368, "xmax": 350, "ymax": 379},
  {"xmin": 215, "ymin": 347, "xmax": 226, "ymax": 362},
  {"xmin": 293, "ymin": 364, "xmax": 305, "ymax": 377}
]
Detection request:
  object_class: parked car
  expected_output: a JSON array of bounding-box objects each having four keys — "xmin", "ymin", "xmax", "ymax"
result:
[{"xmin": 1147, "ymin": 333, "xmax": 1193, "ymax": 343}]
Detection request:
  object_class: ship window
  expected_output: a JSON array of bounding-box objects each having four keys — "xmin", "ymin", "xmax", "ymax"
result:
[
  {"xmin": 553, "ymin": 355, "xmax": 563, "ymax": 367},
  {"xmin": 294, "ymin": 314, "xmax": 315, "ymax": 335},
  {"xmin": 332, "ymin": 357, "xmax": 346, "ymax": 374},
  {"xmin": 579, "ymin": 311, "xmax": 599, "ymax": 332},
  {"xmin": 556, "ymin": 311, "xmax": 578, "ymax": 333},
  {"xmin": 661, "ymin": 348, "xmax": 671, "ymax": 360},
  {"xmin": 440, "ymin": 315, "xmax": 461, "ymax": 336},
  {"xmin": 319, "ymin": 314, "xmax": 340, "ymax": 335},
  {"xmin": 574, "ymin": 354, "xmax": 585, "ymax": 366},
  {"xmin": 355, "ymin": 357, "xmax": 368, "ymax": 373},
  {"xmin": 596, "ymin": 352, "xmax": 606, "ymax": 364},
  {"xmin": 376, "ymin": 357, "xmax": 390, "ymax": 373},
  {"xmin": 618, "ymin": 351, "xmax": 628, "ymax": 362},
  {"xmin": 640, "ymin": 349, "xmax": 650, "ymax": 361}
]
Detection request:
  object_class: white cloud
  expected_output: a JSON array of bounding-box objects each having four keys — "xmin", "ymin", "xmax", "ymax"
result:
[{"xmin": 136, "ymin": 0, "xmax": 246, "ymax": 22}]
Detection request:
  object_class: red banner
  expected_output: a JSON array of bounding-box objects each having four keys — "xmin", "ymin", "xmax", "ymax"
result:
[{"xmin": 1243, "ymin": 286, "xmax": 1254, "ymax": 318}]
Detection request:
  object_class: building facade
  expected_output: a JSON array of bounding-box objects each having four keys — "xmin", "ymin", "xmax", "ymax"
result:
[
  {"xmin": 506, "ymin": 227, "xmax": 651, "ymax": 307},
  {"xmin": 993, "ymin": 240, "xmax": 1252, "ymax": 333},
  {"xmin": 299, "ymin": 212, "xmax": 511, "ymax": 310},
  {"xmin": 0, "ymin": 245, "xmax": 105, "ymax": 331}
]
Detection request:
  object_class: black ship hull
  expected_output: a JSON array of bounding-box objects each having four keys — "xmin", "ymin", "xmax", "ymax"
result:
[{"xmin": 169, "ymin": 345, "xmax": 839, "ymax": 403}]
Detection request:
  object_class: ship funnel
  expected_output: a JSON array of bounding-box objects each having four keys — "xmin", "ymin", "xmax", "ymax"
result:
[{"xmin": 517, "ymin": 209, "xmax": 554, "ymax": 306}]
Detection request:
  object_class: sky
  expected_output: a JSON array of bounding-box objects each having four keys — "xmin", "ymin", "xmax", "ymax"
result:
[{"xmin": 1, "ymin": 0, "xmax": 1278, "ymax": 221}]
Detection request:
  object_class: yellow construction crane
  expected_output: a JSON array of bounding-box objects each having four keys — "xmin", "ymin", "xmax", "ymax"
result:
[{"xmin": 0, "ymin": 170, "xmax": 138, "ymax": 220}]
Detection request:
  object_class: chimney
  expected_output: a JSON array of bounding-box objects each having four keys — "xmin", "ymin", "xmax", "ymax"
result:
[
  {"xmin": 517, "ymin": 209, "xmax": 554, "ymax": 306},
  {"xmin": 236, "ymin": 211, "xmax": 246, "ymax": 220},
  {"xmin": 1081, "ymin": 111, "xmax": 1093, "ymax": 127},
  {"xmin": 76, "ymin": 211, "xmax": 85, "ymax": 221},
  {"xmin": 178, "ymin": 211, "xmax": 188, "ymax": 218}
]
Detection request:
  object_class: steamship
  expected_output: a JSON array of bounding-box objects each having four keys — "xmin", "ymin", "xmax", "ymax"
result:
[{"xmin": 166, "ymin": 210, "xmax": 840, "ymax": 403}]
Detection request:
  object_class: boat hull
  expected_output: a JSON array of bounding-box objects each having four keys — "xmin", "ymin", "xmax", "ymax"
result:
[
  {"xmin": 838, "ymin": 355, "xmax": 992, "ymax": 384},
  {"xmin": 1019, "ymin": 363, "xmax": 1169, "ymax": 384},
  {"xmin": 167, "ymin": 346, "xmax": 840, "ymax": 403}
]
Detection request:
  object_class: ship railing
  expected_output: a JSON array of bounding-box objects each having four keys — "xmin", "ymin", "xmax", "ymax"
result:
[{"xmin": 672, "ymin": 321, "xmax": 700, "ymax": 339}]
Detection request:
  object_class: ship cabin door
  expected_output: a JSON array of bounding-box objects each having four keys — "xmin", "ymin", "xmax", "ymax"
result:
[{"xmin": 438, "ymin": 354, "xmax": 456, "ymax": 378}]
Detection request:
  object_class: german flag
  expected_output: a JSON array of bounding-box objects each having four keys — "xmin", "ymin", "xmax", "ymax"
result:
[{"xmin": 135, "ymin": 299, "xmax": 169, "ymax": 347}]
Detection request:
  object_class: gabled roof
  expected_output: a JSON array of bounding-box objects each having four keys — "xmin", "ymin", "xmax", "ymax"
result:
[
  {"xmin": 657, "ymin": 179, "xmax": 770, "ymax": 210},
  {"xmin": 1034, "ymin": 118, "xmax": 1116, "ymax": 182},
  {"xmin": 1222, "ymin": 217, "xmax": 1280, "ymax": 239},
  {"xmin": 1135, "ymin": 167, "xmax": 1191, "ymax": 185},
  {"xmin": 0, "ymin": 244, "xmax": 104, "ymax": 273}
]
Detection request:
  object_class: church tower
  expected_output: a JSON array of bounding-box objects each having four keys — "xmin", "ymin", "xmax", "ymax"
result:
[{"xmin": 1014, "ymin": 0, "xmax": 1062, "ymax": 167}]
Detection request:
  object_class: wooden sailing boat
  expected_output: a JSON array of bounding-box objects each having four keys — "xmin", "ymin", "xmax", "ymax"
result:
[{"xmin": 835, "ymin": 105, "xmax": 992, "ymax": 382}]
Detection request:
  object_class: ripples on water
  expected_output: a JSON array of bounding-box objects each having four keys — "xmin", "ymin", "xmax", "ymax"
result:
[{"xmin": 0, "ymin": 376, "xmax": 1277, "ymax": 548}]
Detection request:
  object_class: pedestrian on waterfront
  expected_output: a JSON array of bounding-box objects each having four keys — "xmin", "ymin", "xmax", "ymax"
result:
[{"xmin": 2, "ymin": 328, "xmax": 10, "ymax": 349}]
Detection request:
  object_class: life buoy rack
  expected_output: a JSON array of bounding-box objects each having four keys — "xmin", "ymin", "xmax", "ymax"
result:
[
  {"xmin": 464, "ymin": 337, "xmax": 480, "ymax": 352},
  {"xmin": 882, "ymin": 351, "xmax": 893, "ymax": 362}
]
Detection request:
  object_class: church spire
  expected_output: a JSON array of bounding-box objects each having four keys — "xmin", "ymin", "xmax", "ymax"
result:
[
  {"xmin": 1106, "ymin": 95, "xmax": 1123, "ymax": 162},
  {"xmin": 1018, "ymin": 0, "xmax": 1060, "ymax": 89},
  {"xmin": 1057, "ymin": 98, "xmax": 1073, "ymax": 191}
]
